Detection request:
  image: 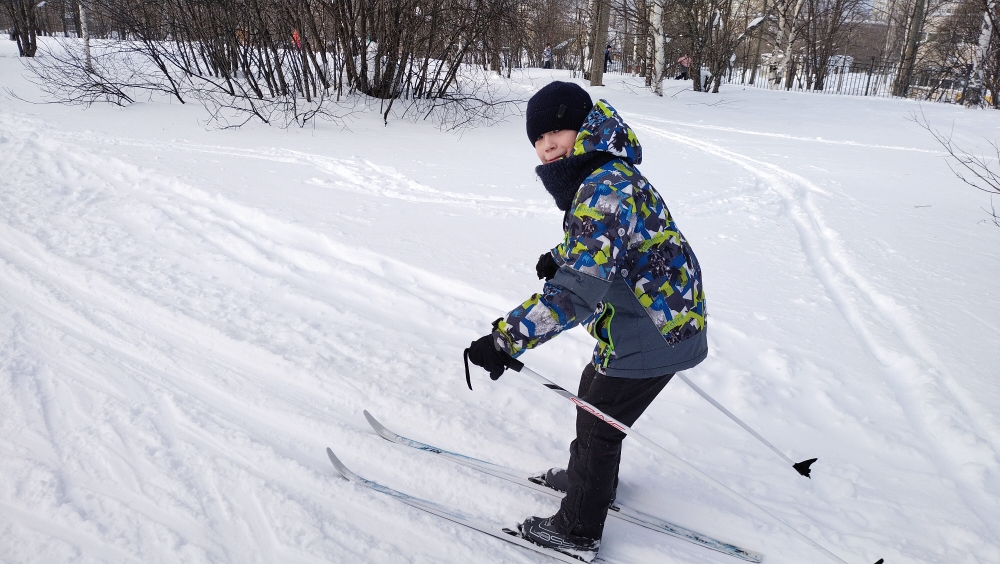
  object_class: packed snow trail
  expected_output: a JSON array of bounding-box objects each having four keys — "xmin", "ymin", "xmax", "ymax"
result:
[
  {"xmin": 0, "ymin": 111, "xmax": 552, "ymax": 564},
  {"xmin": 630, "ymin": 118, "xmax": 1000, "ymax": 533},
  {"xmin": 3, "ymin": 55, "xmax": 999, "ymax": 564},
  {"xmin": 46, "ymin": 128, "xmax": 556, "ymax": 213},
  {"xmin": 625, "ymin": 112, "xmax": 945, "ymax": 154}
]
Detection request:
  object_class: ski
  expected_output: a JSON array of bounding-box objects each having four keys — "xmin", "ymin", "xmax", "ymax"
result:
[
  {"xmin": 363, "ymin": 410, "xmax": 762, "ymax": 563},
  {"xmin": 325, "ymin": 447, "xmax": 609, "ymax": 563}
]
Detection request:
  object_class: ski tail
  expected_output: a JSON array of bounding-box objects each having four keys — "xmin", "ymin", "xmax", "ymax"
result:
[{"xmin": 325, "ymin": 446, "xmax": 597, "ymax": 563}]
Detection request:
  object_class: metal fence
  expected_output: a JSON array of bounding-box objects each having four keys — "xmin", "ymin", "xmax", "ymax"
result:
[
  {"xmin": 559, "ymin": 55, "xmax": 976, "ymax": 105},
  {"xmin": 719, "ymin": 57, "xmax": 971, "ymax": 103}
]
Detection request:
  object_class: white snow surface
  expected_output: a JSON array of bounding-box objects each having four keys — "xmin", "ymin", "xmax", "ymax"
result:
[{"xmin": 2, "ymin": 39, "xmax": 999, "ymax": 564}]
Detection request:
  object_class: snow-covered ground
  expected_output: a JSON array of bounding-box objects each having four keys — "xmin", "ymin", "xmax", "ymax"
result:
[{"xmin": 2, "ymin": 38, "xmax": 998, "ymax": 564}]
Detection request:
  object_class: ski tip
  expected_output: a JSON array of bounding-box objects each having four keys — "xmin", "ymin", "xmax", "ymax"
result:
[
  {"xmin": 874, "ymin": 559, "xmax": 884, "ymax": 564},
  {"xmin": 325, "ymin": 447, "xmax": 351, "ymax": 480},
  {"xmin": 363, "ymin": 410, "xmax": 394, "ymax": 439},
  {"xmin": 793, "ymin": 458, "xmax": 818, "ymax": 478}
]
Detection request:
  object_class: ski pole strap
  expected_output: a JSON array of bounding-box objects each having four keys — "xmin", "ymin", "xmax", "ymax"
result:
[
  {"xmin": 463, "ymin": 347, "xmax": 524, "ymax": 391},
  {"xmin": 463, "ymin": 348, "xmax": 473, "ymax": 390}
]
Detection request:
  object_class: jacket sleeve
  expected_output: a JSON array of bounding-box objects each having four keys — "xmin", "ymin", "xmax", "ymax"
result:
[{"xmin": 492, "ymin": 180, "xmax": 630, "ymax": 357}]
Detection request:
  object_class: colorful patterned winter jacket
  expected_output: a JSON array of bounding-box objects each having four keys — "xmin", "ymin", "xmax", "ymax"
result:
[{"xmin": 492, "ymin": 100, "xmax": 708, "ymax": 377}]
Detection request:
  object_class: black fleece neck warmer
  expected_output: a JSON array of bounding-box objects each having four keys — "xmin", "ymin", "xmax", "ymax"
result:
[{"xmin": 536, "ymin": 152, "xmax": 616, "ymax": 211}]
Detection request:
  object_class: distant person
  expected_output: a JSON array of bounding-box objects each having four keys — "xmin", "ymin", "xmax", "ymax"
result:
[
  {"xmin": 604, "ymin": 45, "xmax": 612, "ymax": 73},
  {"xmin": 676, "ymin": 54, "xmax": 692, "ymax": 80},
  {"xmin": 467, "ymin": 80, "xmax": 707, "ymax": 562},
  {"xmin": 543, "ymin": 43, "xmax": 553, "ymax": 69}
]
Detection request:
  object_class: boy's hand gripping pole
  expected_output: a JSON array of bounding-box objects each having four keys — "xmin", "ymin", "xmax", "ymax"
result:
[
  {"xmin": 676, "ymin": 373, "xmax": 817, "ymax": 479},
  {"xmin": 463, "ymin": 347, "xmax": 524, "ymax": 390},
  {"xmin": 464, "ymin": 357, "xmax": 881, "ymax": 564}
]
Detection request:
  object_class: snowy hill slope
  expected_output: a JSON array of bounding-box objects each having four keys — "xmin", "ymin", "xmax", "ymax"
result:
[{"xmin": 2, "ymin": 39, "xmax": 999, "ymax": 564}]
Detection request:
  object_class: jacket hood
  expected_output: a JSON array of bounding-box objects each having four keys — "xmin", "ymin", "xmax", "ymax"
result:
[{"xmin": 571, "ymin": 100, "xmax": 642, "ymax": 165}]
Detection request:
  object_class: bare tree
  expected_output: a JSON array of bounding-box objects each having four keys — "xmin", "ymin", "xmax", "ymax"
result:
[
  {"xmin": 78, "ymin": 0, "xmax": 92, "ymax": 72},
  {"xmin": 769, "ymin": 0, "xmax": 807, "ymax": 88},
  {"xmin": 523, "ymin": 0, "xmax": 578, "ymax": 67},
  {"xmin": 612, "ymin": 0, "xmax": 658, "ymax": 84},
  {"xmin": 22, "ymin": 0, "xmax": 527, "ymax": 128},
  {"xmin": 801, "ymin": 0, "xmax": 867, "ymax": 90},
  {"xmin": 2, "ymin": 0, "xmax": 40, "ymax": 56},
  {"xmin": 589, "ymin": 0, "xmax": 612, "ymax": 84},
  {"xmin": 915, "ymin": 110, "xmax": 1000, "ymax": 225},
  {"xmin": 676, "ymin": 0, "xmax": 754, "ymax": 92},
  {"xmin": 892, "ymin": 0, "xmax": 929, "ymax": 95},
  {"xmin": 650, "ymin": 0, "xmax": 668, "ymax": 94},
  {"xmin": 966, "ymin": 0, "xmax": 1000, "ymax": 106},
  {"xmin": 678, "ymin": 0, "xmax": 713, "ymax": 91},
  {"xmin": 18, "ymin": 0, "xmax": 996, "ymax": 115}
]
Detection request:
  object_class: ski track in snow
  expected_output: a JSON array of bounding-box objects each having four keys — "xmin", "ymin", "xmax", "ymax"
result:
[
  {"xmin": 0, "ymin": 112, "xmax": 549, "ymax": 564},
  {"xmin": 629, "ymin": 118, "xmax": 1000, "ymax": 539},
  {"xmin": 626, "ymin": 113, "xmax": 945, "ymax": 154},
  {"xmin": 2, "ymin": 87, "xmax": 997, "ymax": 563},
  {"xmin": 48, "ymin": 128, "xmax": 557, "ymax": 215}
]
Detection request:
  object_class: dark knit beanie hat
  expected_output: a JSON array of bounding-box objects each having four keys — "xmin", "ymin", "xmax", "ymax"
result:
[{"xmin": 526, "ymin": 81, "xmax": 593, "ymax": 145}]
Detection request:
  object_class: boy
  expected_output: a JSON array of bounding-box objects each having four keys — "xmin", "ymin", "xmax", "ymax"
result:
[{"xmin": 467, "ymin": 81, "xmax": 707, "ymax": 561}]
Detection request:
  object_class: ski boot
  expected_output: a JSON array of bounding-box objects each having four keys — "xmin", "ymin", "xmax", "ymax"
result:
[
  {"xmin": 517, "ymin": 515, "xmax": 600, "ymax": 562},
  {"xmin": 529, "ymin": 467, "xmax": 569, "ymax": 492},
  {"xmin": 530, "ymin": 468, "xmax": 616, "ymax": 504}
]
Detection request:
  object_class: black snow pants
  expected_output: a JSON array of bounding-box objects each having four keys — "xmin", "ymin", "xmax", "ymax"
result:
[{"xmin": 552, "ymin": 363, "xmax": 673, "ymax": 540}]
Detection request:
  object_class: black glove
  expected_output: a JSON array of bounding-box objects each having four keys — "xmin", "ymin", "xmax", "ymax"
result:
[
  {"xmin": 535, "ymin": 252, "xmax": 558, "ymax": 281},
  {"xmin": 467, "ymin": 335, "xmax": 512, "ymax": 380}
]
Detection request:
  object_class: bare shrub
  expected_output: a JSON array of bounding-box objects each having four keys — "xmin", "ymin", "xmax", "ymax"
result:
[
  {"xmin": 915, "ymin": 109, "xmax": 1000, "ymax": 225},
  {"xmin": 21, "ymin": 0, "xmax": 526, "ymax": 128}
]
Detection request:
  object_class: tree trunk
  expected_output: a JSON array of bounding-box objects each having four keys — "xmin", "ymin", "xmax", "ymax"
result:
[
  {"xmin": 581, "ymin": 0, "xmax": 596, "ymax": 78},
  {"xmin": 692, "ymin": 51, "xmax": 704, "ymax": 91},
  {"xmin": 965, "ymin": 0, "xmax": 998, "ymax": 106},
  {"xmin": 590, "ymin": 0, "xmax": 611, "ymax": 86},
  {"xmin": 771, "ymin": 0, "xmax": 805, "ymax": 88},
  {"xmin": 80, "ymin": 1, "xmax": 92, "ymax": 72},
  {"xmin": 9, "ymin": 0, "xmax": 39, "ymax": 57},
  {"xmin": 892, "ymin": 0, "xmax": 927, "ymax": 97},
  {"xmin": 72, "ymin": 0, "xmax": 82, "ymax": 37},
  {"xmin": 651, "ymin": 0, "xmax": 666, "ymax": 95},
  {"xmin": 644, "ymin": 11, "xmax": 654, "ymax": 86}
]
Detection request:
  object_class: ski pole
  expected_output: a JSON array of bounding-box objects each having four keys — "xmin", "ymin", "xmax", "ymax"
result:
[
  {"xmin": 464, "ymin": 354, "xmax": 880, "ymax": 564},
  {"xmin": 675, "ymin": 373, "xmax": 817, "ymax": 478}
]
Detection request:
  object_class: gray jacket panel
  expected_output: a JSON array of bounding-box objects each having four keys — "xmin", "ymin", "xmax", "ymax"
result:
[{"xmin": 550, "ymin": 266, "xmax": 708, "ymax": 378}]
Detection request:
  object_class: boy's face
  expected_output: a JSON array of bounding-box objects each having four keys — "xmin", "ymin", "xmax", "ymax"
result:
[{"xmin": 534, "ymin": 130, "xmax": 578, "ymax": 164}]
